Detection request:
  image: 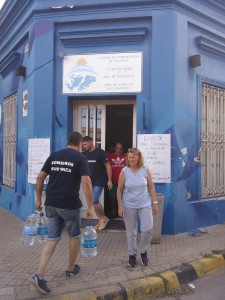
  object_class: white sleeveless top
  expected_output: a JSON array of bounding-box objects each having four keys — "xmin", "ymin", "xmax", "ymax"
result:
[{"xmin": 122, "ymin": 166, "xmax": 152, "ymax": 209}]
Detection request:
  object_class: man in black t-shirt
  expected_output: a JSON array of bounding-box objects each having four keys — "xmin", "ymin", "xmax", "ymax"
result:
[
  {"xmin": 30, "ymin": 132, "xmax": 93, "ymax": 295},
  {"xmin": 82, "ymin": 136, "xmax": 112, "ymax": 230}
]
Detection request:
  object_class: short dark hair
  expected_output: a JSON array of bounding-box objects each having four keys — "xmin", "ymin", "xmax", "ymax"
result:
[
  {"xmin": 67, "ymin": 131, "xmax": 82, "ymax": 146},
  {"xmin": 82, "ymin": 136, "xmax": 93, "ymax": 142}
]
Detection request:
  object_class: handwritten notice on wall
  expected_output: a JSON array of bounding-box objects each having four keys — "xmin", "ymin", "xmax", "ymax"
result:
[
  {"xmin": 62, "ymin": 52, "xmax": 142, "ymax": 94},
  {"xmin": 137, "ymin": 134, "xmax": 171, "ymax": 183},
  {"xmin": 28, "ymin": 139, "xmax": 50, "ymax": 184}
]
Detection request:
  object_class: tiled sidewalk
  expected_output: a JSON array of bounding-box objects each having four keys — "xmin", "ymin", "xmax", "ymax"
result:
[{"xmin": 0, "ymin": 207, "xmax": 225, "ymax": 300}]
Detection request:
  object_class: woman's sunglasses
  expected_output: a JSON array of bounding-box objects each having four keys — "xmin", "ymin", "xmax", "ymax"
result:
[{"xmin": 127, "ymin": 148, "xmax": 139, "ymax": 154}]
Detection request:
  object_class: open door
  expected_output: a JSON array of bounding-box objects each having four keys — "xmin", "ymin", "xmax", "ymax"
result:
[
  {"xmin": 73, "ymin": 99, "xmax": 136, "ymax": 220},
  {"xmin": 75, "ymin": 104, "xmax": 106, "ymax": 218}
]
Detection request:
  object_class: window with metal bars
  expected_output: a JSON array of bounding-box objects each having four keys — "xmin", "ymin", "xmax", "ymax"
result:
[
  {"xmin": 201, "ymin": 83, "xmax": 225, "ymax": 198},
  {"xmin": 3, "ymin": 93, "xmax": 17, "ymax": 188}
]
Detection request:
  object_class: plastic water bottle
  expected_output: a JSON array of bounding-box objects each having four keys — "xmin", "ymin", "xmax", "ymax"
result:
[
  {"xmin": 21, "ymin": 212, "xmax": 39, "ymax": 245},
  {"xmin": 81, "ymin": 220, "xmax": 97, "ymax": 257},
  {"xmin": 37, "ymin": 211, "xmax": 48, "ymax": 243}
]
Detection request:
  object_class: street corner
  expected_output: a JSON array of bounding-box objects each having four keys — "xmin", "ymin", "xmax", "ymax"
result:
[
  {"xmin": 190, "ymin": 253, "xmax": 225, "ymax": 277},
  {"xmin": 158, "ymin": 252, "xmax": 225, "ymax": 293},
  {"xmin": 159, "ymin": 270, "xmax": 180, "ymax": 291}
]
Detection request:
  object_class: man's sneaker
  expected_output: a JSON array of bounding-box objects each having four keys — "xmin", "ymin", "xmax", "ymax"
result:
[
  {"xmin": 128, "ymin": 255, "xmax": 136, "ymax": 267},
  {"xmin": 141, "ymin": 251, "xmax": 149, "ymax": 266},
  {"xmin": 30, "ymin": 274, "xmax": 51, "ymax": 294},
  {"xmin": 66, "ymin": 264, "xmax": 80, "ymax": 276}
]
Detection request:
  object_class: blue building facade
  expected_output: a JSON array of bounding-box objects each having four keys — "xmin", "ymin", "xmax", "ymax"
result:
[{"xmin": 1, "ymin": 0, "xmax": 225, "ymax": 234}]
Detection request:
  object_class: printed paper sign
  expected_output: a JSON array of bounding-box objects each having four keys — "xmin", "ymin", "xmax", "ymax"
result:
[
  {"xmin": 137, "ymin": 134, "xmax": 171, "ymax": 183},
  {"xmin": 28, "ymin": 139, "xmax": 50, "ymax": 184}
]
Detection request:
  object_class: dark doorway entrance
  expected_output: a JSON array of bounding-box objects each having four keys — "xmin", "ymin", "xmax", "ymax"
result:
[
  {"xmin": 104, "ymin": 104, "xmax": 133, "ymax": 220},
  {"xmin": 105, "ymin": 104, "xmax": 133, "ymax": 153}
]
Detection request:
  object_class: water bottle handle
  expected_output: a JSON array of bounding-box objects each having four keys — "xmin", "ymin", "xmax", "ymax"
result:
[
  {"xmin": 35, "ymin": 210, "xmax": 41, "ymax": 215},
  {"xmin": 87, "ymin": 220, "xmax": 93, "ymax": 227}
]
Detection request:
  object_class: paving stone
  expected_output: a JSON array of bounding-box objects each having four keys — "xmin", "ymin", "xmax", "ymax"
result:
[{"xmin": 1, "ymin": 207, "xmax": 225, "ymax": 299}]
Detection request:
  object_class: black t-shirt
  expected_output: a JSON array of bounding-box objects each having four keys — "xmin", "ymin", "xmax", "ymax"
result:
[
  {"xmin": 42, "ymin": 148, "xmax": 90, "ymax": 209},
  {"xmin": 83, "ymin": 148, "xmax": 108, "ymax": 187}
]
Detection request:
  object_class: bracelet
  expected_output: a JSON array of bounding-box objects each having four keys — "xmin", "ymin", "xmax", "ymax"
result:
[{"xmin": 152, "ymin": 201, "xmax": 158, "ymax": 204}]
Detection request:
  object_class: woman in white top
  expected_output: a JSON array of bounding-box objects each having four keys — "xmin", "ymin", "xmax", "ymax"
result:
[{"xmin": 117, "ymin": 148, "xmax": 158, "ymax": 267}]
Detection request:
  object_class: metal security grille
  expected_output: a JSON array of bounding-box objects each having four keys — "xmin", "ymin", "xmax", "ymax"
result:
[
  {"xmin": 201, "ymin": 84, "xmax": 225, "ymax": 198},
  {"xmin": 3, "ymin": 93, "xmax": 17, "ymax": 188}
]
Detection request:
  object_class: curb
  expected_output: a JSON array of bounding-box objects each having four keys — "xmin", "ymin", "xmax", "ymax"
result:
[{"xmin": 60, "ymin": 252, "xmax": 225, "ymax": 300}]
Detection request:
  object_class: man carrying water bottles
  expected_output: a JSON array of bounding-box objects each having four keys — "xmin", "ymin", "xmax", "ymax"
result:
[{"xmin": 30, "ymin": 131, "xmax": 93, "ymax": 295}]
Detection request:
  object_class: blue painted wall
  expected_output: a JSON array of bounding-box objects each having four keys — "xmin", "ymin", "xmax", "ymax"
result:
[{"xmin": 0, "ymin": 0, "xmax": 225, "ymax": 234}]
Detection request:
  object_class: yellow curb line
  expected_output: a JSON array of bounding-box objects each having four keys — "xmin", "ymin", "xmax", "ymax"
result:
[
  {"xmin": 60, "ymin": 277, "xmax": 165, "ymax": 300},
  {"xmin": 60, "ymin": 285, "xmax": 122, "ymax": 300},
  {"xmin": 159, "ymin": 270, "xmax": 180, "ymax": 290},
  {"xmin": 60, "ymin": 255, "xmax": 225, "ymax": 300},
  {"xmin": 123, "ymin": 276, "xmax": 165, "ymax": 299},
  {"xmin": 190, "ymin": 254, "xmax": 225, "ymax": 277}
]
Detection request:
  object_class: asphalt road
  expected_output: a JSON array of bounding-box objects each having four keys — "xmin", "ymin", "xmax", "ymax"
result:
[{"xmin": 150, "ymin": 267, "xmax": 225, "ymax": 300}]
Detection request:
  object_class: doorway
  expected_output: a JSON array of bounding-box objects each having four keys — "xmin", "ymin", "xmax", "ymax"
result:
[
  {"xmin": 104, "ymin": 104, "xmax": 133, "ymax": 219},
  {"xmin": 73, "ymin": 98, "xmax": 136, "ymax": 219},
  {"xmin": 105, "ymin": 105, "xmax": 133, "ymax": 153}
]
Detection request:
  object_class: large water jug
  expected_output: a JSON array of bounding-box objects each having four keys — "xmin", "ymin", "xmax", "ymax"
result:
[
  {"xmin": 21, "ymin": 212, "xmax": 39, "ymax": 245},
  {"xmin": 37, "ymin": 211, "xmax": 48, "ymax": 243},
  {"xmin": 81, "ymin": 220, "xmax": 97, "ymax": 257}
]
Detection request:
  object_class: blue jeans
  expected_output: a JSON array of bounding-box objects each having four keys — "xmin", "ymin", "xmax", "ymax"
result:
[
  {"xmin": 92, "ymin": 186, "xmax": 104, "ymax": 204},
  {"xmin": 45, "ymin": 206, "xmax": 81, "ymax": 240}
]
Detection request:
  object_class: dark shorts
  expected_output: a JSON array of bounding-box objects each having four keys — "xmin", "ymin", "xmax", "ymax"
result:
[{"xmin": 45, "ymin": 206, "xmax": 81, "ymax": 240}]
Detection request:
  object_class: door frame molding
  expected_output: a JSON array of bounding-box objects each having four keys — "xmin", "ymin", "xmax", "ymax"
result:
[
  {"xmin": 73, "ymin": 98, "xmax": 136, "ymax": 148},
  {"xmin": 73, "ymin": 98, "xmax": 136, "ymax": 219}
]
